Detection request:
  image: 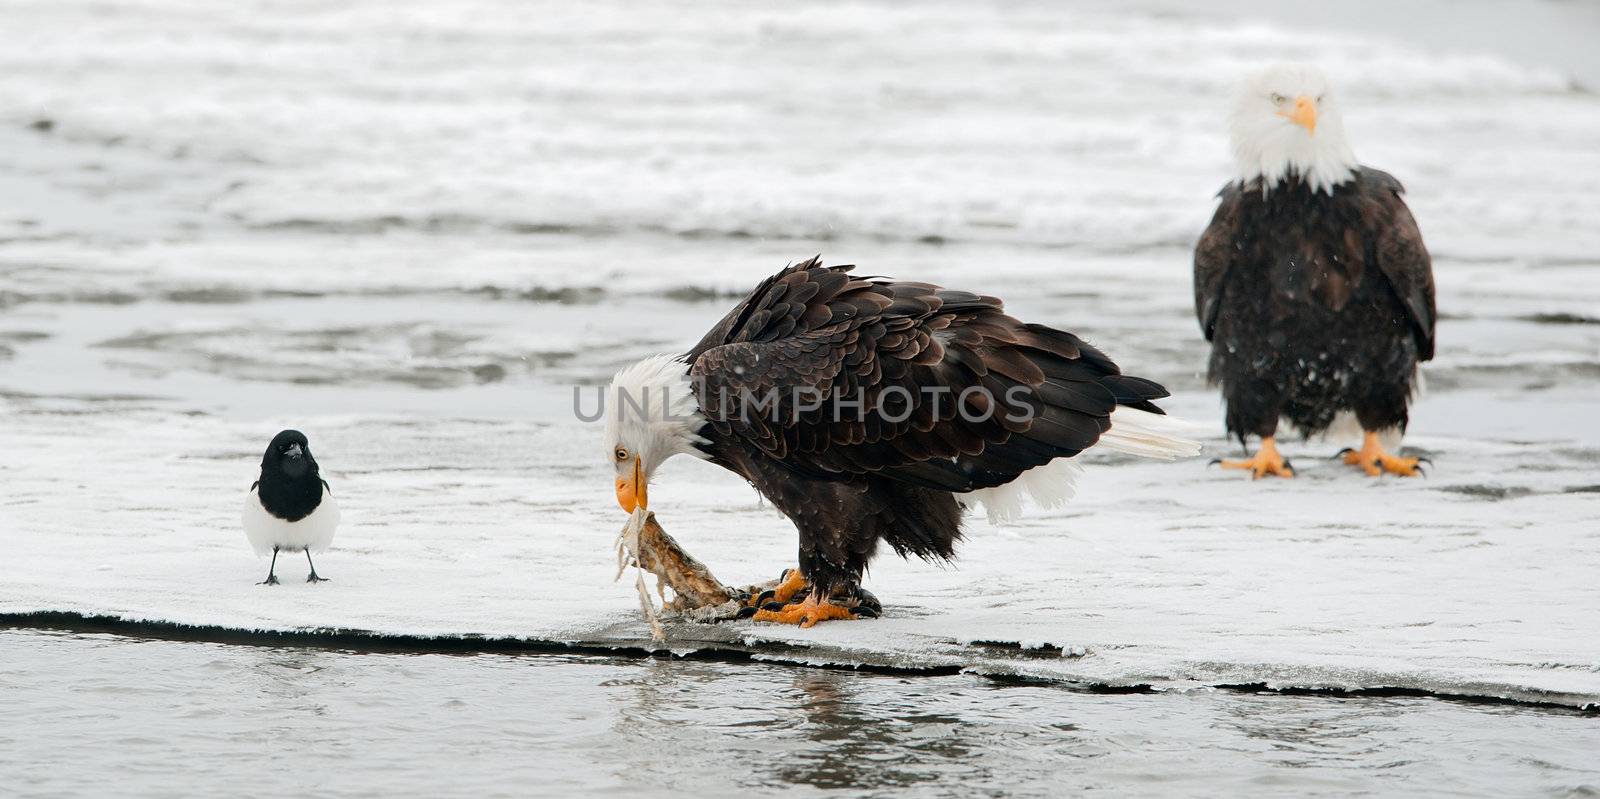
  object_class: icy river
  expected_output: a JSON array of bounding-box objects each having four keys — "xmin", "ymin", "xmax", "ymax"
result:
[{"xmin": 3, "ymin": 0, "xmax": 1599, "ymax": 795}]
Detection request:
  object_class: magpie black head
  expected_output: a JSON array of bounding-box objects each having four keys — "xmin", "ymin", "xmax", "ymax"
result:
[
  {"xmin": 256, "ymin": 429, "xmax": 326, "ymax": 521},
  {"xmin": 263, "ymin": 429, "xmax": 318, "ymax": 479}
]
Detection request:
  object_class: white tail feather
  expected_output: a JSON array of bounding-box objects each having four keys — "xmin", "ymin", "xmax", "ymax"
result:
[
  {"xmin": 1098, "ymin": 407, "xmax": 1203, "ymax": 460},
  {"xmin": 957, "ymin": 458, "xmax": 1083, "ymax": 525},
  {"xmin": 957, "ymin": 407, "xmax": 1201, "ymax": 525}
]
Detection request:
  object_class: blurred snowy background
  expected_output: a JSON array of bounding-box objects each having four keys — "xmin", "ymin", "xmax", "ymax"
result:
[{"xmin": 2, "ymin": 1, "xmax": 1598, "ymax": 707}]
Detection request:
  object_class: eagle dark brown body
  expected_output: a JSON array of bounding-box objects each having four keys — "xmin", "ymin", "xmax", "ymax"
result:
[
  {"xmin": 679, "ymin": 258, "xmax": 1175, "ymax": 609},
  {"xmin": 1195, "ymin": 169, "xmax": 1437, "ymax": 448}
]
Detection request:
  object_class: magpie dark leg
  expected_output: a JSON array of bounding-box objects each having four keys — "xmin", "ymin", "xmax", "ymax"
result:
[
  {"xmin": 305, "ymin": 550, "xmax": 329, "ymax": 583},
  {"xmin": 259, "ymin": 547, "xmax": 281, "ymax": 586}
]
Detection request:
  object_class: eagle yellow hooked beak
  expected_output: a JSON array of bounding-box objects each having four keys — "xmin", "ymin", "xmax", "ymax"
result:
[
  {"xmin": 1281, "ymin": 94, "xmax": 1317, "ymax": 135},
  {"xmin": 616, "ymin": 457, "xmax": 647, "ymax": 513}
]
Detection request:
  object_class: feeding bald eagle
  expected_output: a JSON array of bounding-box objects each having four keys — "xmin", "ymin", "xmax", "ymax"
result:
[
  {"xmin": 604, "ymin": 257, "xmax": 1198, "ymax": 627},
  {"xmin": 1196, "ymin": 65, "xmax": 1437, "ymax": 479}
]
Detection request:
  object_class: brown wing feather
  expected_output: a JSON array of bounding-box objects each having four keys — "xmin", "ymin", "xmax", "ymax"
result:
[
  {"xmin": 1360, "ymin": 168, "xmax": 1437, "ymax": 361},
  {"xmin": 1194, "ymin": 183, "xmax": 1246, "ymax": 342},
  {"xmin": 688, "ymin": 257, "xmax": 1169, "ymax": 492}
]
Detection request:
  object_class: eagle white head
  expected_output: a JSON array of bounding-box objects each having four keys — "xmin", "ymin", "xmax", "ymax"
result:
[
  {"xmin": 603, "ymin": 355, "xmax": 708, "ymax": 513},
  {"xmin": 1229, "ymin": 64, "xmax": 1358, "ymax": 194}
]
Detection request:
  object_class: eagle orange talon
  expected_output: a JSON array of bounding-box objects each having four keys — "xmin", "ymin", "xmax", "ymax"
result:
[
  {"xmin": 1343, "ymin": 432, "xmax": 1424, "ymax": 477},
  {"xmin": 750, "ymin": 592, "xmax": 860, "ymax": 628},
  {"xmin": 1218, "ymin": 436, "xmax": 1294, "ymax": 479}
]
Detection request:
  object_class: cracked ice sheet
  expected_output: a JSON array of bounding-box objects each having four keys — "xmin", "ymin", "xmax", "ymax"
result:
[
  {"xmin": 2, "ymin": 400, "xmax": 1597, "ymax": 709},
  {"xmin": 1, "ymin": 0, "xmax": 1599, "ymax": 709}
]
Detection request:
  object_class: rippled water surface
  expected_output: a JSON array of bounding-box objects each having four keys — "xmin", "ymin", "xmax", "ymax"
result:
[{"xmin": 2, "ymin": 629, "xmax": 1596, "ymax": 798}]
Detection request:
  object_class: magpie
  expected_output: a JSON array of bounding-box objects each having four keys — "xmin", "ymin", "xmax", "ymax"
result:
[{"xmin": 243, "ymin": 429, "xmax": 340, "ymax": 585}]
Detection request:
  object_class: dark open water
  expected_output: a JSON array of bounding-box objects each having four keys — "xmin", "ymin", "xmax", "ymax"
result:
[{"xmin": 2, "ymin": 628, "xmax": 1597, "ymax": 797}]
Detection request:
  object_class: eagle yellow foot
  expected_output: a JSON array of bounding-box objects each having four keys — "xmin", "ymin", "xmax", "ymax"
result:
[
  {"xmin": 743, "ymin": 589, "xmax": 881, "ymax": 628},
  {"xmin": 1341, "ymin": 432, "xmax": 1427, "ymax": 477},
  {"xmin": 743, "ymin": 567, "xmax": 809, "ymax": 609},
  {"xmin": 1214, "ymin": 437, "xmax": 1294, "ymax": 479}
]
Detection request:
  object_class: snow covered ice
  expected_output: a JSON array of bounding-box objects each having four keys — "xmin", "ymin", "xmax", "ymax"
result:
[{"xmin": 2, "ymin": 0, "xmax": 1599, "ymax": 712}]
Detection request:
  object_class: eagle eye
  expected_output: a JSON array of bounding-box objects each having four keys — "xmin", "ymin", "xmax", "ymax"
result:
[
  {"xmin": 614, "ymin": 446, "xmax": 629, "ymax": 461},
  {"xmin": 1270, "ymin": 93, "xmax": 1287, "ymax": 104}
]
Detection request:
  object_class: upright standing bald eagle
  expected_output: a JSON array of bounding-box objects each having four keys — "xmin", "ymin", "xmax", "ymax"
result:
[
  {"xmin": 1195, "ymin": 65, "xmax": 1437, "ymax": 478},
  {"xmin": 605, "ymin": 257, "xmax": 1199, "ymax": 626}
]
